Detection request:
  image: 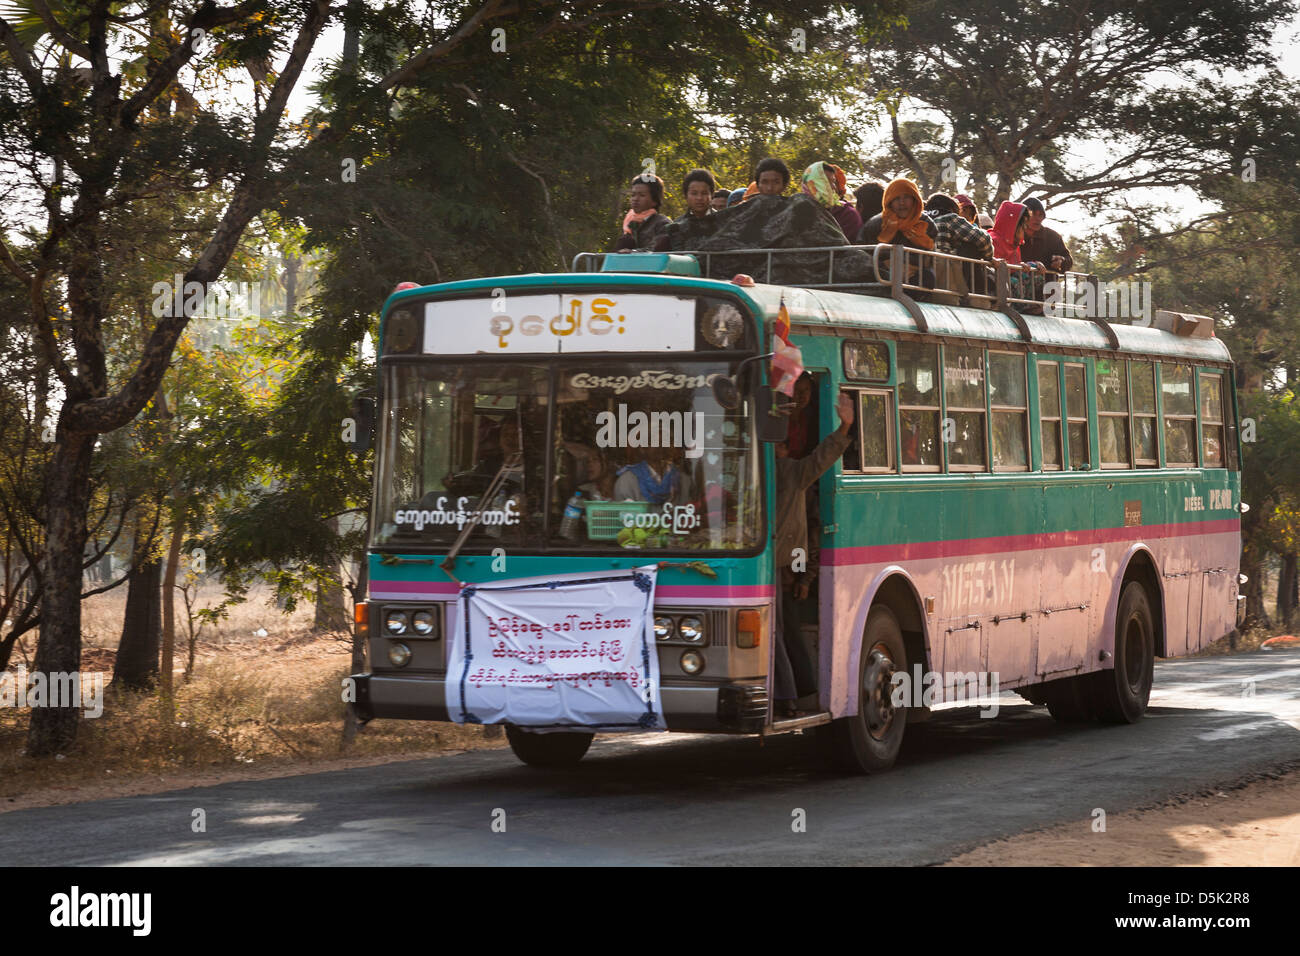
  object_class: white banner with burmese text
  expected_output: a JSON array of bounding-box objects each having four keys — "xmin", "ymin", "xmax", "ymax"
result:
[{"xmin": 446, "ymin": 567, "xmax": 664, "ymax": 731}]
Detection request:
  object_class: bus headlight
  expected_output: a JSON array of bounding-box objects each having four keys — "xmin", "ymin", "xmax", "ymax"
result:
[
  {"xmin": 412, "ymin": 610, "xmax": 436, "ymax": 636},
  {"xmin": 385, "ymin": 611, "xmax": 409, "ymax": 635},
  {"xmin": 678, "ymin": 615, "xmax": 705, "ymax": 643},
  {"xmin": 388, "ymin": 642, "xmax": 412, "ymax": 667},
  {"xmin": 654, "ymin": 616, "xmax": 674, "ymax": 640},
  {"xmin": 680, "ymin": 650, "xmax": 705, "ymax": 675}
]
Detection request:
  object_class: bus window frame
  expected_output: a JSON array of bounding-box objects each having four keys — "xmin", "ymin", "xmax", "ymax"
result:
[
  {"xmin": 897, "ymin": 340, "xmax": 943, "ymax": 474},
  {"xmin": 942, "ymin": 343, "xmax": 989, "ymax": 473},
  {"xmin": 1037, "ymin": 359, "xmax": 1063, "ymax": 472},
  {"xmin": 1063, "ymin": 361, "xmax": 1091, "ymax": 471},
  {"xmin": 1160, "ymin": 362, "xmax": 1198, "ymax": 468},
  {"xmin": 1199, "ymin": 369, "xmax": 1226, "ymax": 469},
  {"xmin": 989, "ymin": 349, "xmax": 1030, "ymax": 473},
  {"xmin": 1096, "ymin": 357, "xmax": 1131, "ymax": 470},
  {"xmin": 843, "ymin": 387, "xmax": 896, "ymax": 474},
  {"xmin": 1129, "ymin": 360, "xmax": 1159, "ymax": 468}
]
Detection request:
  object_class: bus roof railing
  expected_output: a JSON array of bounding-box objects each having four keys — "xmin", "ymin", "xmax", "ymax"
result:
[{"xmin": 572, "ymin": 245, "xmax": 1121, "ymax": 347}]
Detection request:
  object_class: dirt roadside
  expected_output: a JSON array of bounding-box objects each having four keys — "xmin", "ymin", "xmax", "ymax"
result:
[{"xmin": 944, "ymin": 764, "xmax": 1300, "ymax": 866}]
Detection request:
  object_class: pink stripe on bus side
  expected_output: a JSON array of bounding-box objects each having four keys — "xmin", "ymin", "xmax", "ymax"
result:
[
  {"xmin": 823, "ymin": 518, "xmax": 1240, "ymax": 566},
  {"xmin": 368, "ymin": 580, "xmax": 774, "ymax": 600}
]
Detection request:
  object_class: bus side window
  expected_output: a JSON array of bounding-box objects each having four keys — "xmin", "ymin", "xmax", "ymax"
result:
[
  {"xmin": 1161, "ymin": 363, "xmax": 1197, "ymax": 466},
  {"xmin": 1200, "ymin": 371, "xmax": 1225, "ymax": 467},
  {"xmin": 989, "ymin": 352, "xmax": 1028, "ymax": 471},
  {"xmin": 856, "ymin": 389, "xmax": 894, "ymax": 472},
  {"xmin": 944, "ymin": 344, "xmax": 987, "ymax": 471},
  {"xmin": 897, "ymin": 341, "xmax": 941, "ymax": 472},
  {"xmin": 1096, "ymin": 358, "xmax": 1130, "ymax": 468},
  {"xmin": 1037, "ymin": 361, "xmax": 1062, "ymax": 471},
  {"xmin": 1064, "ymin": 363, "xmax": 1089, "ymax": 470},
  {"xmin": 1131, "ymin": 361, "xmax": 1158, "ymax": 467}
]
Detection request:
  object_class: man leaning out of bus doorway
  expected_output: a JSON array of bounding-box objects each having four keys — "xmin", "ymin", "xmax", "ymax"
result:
[{"xmin": 773, "ymin": 390, "xmax": 855, "ymax": 717}]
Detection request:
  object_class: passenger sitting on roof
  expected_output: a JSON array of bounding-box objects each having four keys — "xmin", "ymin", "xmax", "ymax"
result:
[
  {"xmin": 754, "ymin": 157, "xmax": 791, "ymax": 196},
  {"xmin": 655, "ymin": 168, "xmax": 719, "ymax": 251},
  {"xmin": 989, "ymin": 200, "xmax": 1047, "ymax": 306},
  {"xmin": 711, "ymin": 188, "xmax": 730, "ymax": 211},
  {"xmin": 954, "ymin": 193, "xmax": 978, "ymax": 223},
  {"xmin": 611, "ymin": 173, "xmax": 671, "ymax": 253},
  {"xmin": 855, "ymin": 177, "xmax": 937, "ymax": 289},
  {"xmin": 854, "ymin": 180, "xmax": 886, "ymax": 223},
  {"xmin": 727, "ymin": 186, "xmax": 748, "ymax": 207},
  {"xmin": 800, "ymin": 161, "xmax": 863, "ymax": 242},
  {"xmin": 925, "ymin": 193, "xmax": 994, "ymax": 295},
  {"xmin": 1020, "ymin": 198, "xmax": 1074, "ymax": 276}
]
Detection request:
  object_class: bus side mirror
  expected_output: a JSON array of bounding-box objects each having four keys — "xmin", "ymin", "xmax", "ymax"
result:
[
  {"xmin": 349, "ymin": 393, "xmax": 376, "ymax": 453},
  {"xmin": 756, "ymin": 388, "xmax": 789, "ymax": 443}
]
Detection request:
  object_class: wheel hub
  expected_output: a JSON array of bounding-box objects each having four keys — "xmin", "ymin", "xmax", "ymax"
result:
[{"xmin": 862, "ymin": 644, "xmax": 898, "ymax": 740}]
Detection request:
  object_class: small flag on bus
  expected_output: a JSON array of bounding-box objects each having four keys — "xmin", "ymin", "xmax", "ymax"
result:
[{"xmin": 771, "ymin": 295, "xmax": 804, "ymax": 396}]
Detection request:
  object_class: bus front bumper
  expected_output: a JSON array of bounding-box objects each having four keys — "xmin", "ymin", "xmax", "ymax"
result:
[{"xmin": 350, "ymin": 673, "xmax": 768, "ymax": 734}]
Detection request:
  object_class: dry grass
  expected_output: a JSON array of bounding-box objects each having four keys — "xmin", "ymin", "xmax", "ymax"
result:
[{"xmin": 1, "ymin": 584, "xmax": 503, "ymax": 803}]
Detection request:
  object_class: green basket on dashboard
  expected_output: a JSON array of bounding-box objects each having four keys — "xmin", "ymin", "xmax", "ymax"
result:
[{"xmin": 584, "ymin": 500, "xmax": 651, "ymax": 540}]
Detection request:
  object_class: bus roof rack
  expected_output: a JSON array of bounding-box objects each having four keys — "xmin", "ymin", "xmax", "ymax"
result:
[{"xmin": 572, "ymin": 245, "xmax": 1142, "ymax": 348}]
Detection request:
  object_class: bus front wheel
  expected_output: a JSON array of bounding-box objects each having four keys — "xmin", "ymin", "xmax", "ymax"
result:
[
  {"xmin": 504, "ymin": 725, "xmax": 594, "ymax": 768},
  {"xmin": 1091, "ymin": 581, "xmax": 1155, "ymax": 723},
  {"xmin": 822, "ymin": 605, "xmax": 908, "ymax": 774}
]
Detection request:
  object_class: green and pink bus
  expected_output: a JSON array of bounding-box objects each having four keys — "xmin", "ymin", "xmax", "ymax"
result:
[{"xmin": 349, "ymin": 244, "xmax": 1242, "ymax": 772}]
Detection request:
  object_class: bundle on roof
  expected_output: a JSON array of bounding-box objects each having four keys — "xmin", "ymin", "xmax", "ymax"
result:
[{"xmin": 663, "ymin": 194, "xmax": 874, "ymax": 285}]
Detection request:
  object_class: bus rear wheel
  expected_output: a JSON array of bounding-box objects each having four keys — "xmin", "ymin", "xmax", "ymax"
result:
[
  {"xmin": 822, "ymin": 605, "xmax": 908, "ymax": 774},
  {"xmin": 504, "ymin": 726, "xmax": 594, "ymax": 767},
  {"xmin": 1091, "ymin": 581, "xmax": 1155, "ymax": 724}
]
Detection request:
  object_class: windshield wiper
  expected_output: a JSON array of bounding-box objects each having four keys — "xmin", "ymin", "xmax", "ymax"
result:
[{"xmin": 439, "ymin": 453, "xmax": 521, "ymax": 583}]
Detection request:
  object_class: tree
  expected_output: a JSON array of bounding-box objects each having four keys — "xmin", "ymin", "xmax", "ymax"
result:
[{"xmin": 863, "ymin": 0, "xmax": 1293, "ymax": 209}]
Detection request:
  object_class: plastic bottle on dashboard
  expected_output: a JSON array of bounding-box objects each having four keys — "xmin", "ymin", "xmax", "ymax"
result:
[{"xmin": 560, "ymin": 491, "xmax": 584, "ymax": 539}]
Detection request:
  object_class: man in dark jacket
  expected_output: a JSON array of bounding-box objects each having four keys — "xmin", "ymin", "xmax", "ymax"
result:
[
  {"xmin": 773, "ymin": 390, "xmax": 854, "ymax": 716},
  {"xmin": 925, "ymin": 193, "xmax": 994, "ymax": 294},
  {"xmin": 1020, "ymin": 197, "xmax": 1073, "ymax": 274}
]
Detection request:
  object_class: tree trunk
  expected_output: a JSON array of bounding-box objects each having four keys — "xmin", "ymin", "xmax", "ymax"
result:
[
  {"xmin": 26, "ymin": 432, "xmax": 96, "ymax": 756},
  {"xmin": 993, "ymin": 168, "xmax": 1013, "ymax": 207},
  {"xmin": 112, "ymin": 539, "xmax": 163, "ymax": 691},
  {"xmin": 160, "ymin": 510, "xmax": 186, "ymax": 698},
  {"xmin": 314, "ymin": 516, "xmax": 348, "ymax": 632},
  {"xmin": 1278, "ymin": 552, "xmax": 1298, "ymax": 629}
]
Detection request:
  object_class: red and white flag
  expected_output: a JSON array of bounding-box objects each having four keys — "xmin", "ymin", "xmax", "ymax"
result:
[{"xmin": 771, "ymin": 296, "xmax": 803, "ymax": 396}]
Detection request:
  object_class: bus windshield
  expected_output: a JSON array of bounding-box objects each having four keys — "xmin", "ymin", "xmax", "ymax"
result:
[{"xmin": 373, "ymin": 359, "xmax": 763, "ymax": 552}]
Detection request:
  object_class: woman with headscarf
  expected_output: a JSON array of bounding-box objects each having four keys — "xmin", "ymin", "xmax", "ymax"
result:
[
  {"xmin": 800, "ymin": 161, "xmax": 863, "ymax": 241},
  {"xmin": 989, "ymin": 200, "xmax": 1045, "ymax": 302},
  {"xmin": 855, "ymin": 177, "xmax": 937, "ymax": 288},
  {"xmin": 611, "ymin": 173, "xmax": 671, "ymax": 252}
]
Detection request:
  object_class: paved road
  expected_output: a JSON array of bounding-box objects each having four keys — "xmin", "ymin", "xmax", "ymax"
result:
[{"xmin": 3, "ymin": 650, "xmax": 1298, "ymax": 866}]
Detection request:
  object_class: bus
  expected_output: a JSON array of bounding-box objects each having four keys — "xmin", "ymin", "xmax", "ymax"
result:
[{"xmin": 348, "ymin": 239, "xmax": 1242, "ymax": 772}]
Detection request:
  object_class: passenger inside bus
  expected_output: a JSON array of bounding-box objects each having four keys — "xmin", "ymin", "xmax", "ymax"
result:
[{"xmin": 614, "ymin": 446, "xmax": 695, "ymax": 506}]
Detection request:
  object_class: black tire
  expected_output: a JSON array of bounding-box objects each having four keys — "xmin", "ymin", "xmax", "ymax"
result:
[
  {"xmin": 1091, "ymin": 580, "xmax": 1155, "ymax": 724},
  {"xmin": 504, "ymin": 725, "xmax": 594, "ymax": 768},
  {"xmin": 822, "ymin": 605, "xmax": 908, "ymax": 773},
  {"xmin": 1016, "ymin": 685, "xmax": 1047, "ymax": 706},
  {"xmin": 1041, "ymin": 674, "xmax": 1096, "ymax": 722}
]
